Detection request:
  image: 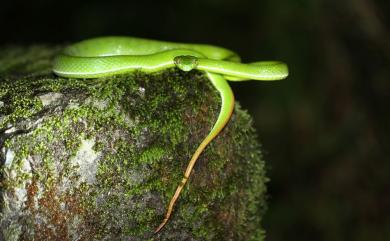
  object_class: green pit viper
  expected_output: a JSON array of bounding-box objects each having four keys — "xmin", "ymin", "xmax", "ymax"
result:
[{"xmin": 53, "ymin": 36, "xmax": 288, "ymax": 233}]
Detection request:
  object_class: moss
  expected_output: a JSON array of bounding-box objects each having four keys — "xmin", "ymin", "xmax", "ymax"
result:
[{"xmin": 0, "ymin": 45, "xmax": 268, "ymax": 241}]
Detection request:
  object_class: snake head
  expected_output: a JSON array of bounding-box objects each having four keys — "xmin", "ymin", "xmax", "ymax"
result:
[{"xmin": 174, "ymin": 55, "xmax": 199, "ymax": 72}]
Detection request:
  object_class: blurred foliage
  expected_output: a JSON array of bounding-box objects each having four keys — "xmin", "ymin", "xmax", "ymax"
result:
[{"xmin": 1, "ymin": 0, "xmax": 389, "ymax": 240}]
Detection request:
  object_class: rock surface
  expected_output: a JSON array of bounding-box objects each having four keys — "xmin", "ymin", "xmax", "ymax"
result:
[{"xmin": 0, "ymin": 46, "xmax": 268, "ymax": 241}]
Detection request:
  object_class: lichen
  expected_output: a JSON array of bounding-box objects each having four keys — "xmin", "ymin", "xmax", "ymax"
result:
[{"xmin": 0, "ymin": 45, "xmax": 268, "ymax": 241}]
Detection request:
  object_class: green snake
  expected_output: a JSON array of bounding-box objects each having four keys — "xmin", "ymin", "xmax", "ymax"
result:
[{"xmin": 53, "ymin": 36, "xmax": 288, "ymax": 233}]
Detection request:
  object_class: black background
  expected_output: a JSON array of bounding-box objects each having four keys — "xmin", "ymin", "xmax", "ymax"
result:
[{"xmin": 1, "ymin": 0, "xmax": 389, "ymax": 240}]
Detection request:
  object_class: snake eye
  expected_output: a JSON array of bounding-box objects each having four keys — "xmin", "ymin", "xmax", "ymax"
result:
[{"xmin": 174, "ymin": 56, "xmax": 198, "ymax": 72}]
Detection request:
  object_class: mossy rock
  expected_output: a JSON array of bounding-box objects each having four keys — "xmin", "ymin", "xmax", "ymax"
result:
[{"xmin": 0, "ymin": 45, "xmax": 268, "ymax": 240}]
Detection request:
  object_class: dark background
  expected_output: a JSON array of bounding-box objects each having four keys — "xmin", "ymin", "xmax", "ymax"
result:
[{"xmin": 1, "ymin": 0, "xmax": 389, "ymax": 240}]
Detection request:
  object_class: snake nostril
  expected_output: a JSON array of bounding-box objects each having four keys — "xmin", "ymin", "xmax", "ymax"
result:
[{"xmin": 173, "ymin": 56, "xmax": 180, "ymax": 65}]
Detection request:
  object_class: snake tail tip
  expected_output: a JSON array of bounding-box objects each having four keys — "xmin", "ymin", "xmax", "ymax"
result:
[
  {"xmin": 154, "ymin": 227, "xmax": 162, "ymax": 234},
  {"xmin": 154, "ymin": 221, "xmax": 167, "ymax": 234}
]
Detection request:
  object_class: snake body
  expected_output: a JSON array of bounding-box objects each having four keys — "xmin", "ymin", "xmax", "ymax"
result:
[{"xmin": 53, "ymin": 36, "xmax": 288, "ymax": 233}]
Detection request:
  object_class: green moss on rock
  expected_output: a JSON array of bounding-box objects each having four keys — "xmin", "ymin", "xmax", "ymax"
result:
[{"xmin": 0, "ymin": 45, "xmax": 268, "ymax": 241}]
